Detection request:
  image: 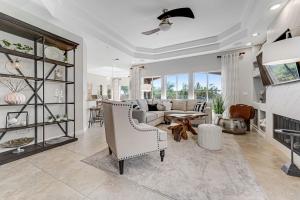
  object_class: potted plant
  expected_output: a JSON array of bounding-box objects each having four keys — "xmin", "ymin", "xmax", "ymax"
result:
[
  {"xmin": 55, "ymin": 114, "xmax": 61, "ymax": 122},
  {"xmin": 212, "ymin": 96, "xmax": 224, "ymax": 124}
]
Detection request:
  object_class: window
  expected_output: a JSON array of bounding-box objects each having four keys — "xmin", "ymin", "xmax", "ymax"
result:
[
  {"xmin": 208, "ymin": 72, "xmax": 222, "ymax": 100},
  {"xmin": 194, "ymin": 72, "xmax": 207, "ymax": 101},
  {"xmin": 120, "ymin": 86, "xmax": 129, "ymax": 100},
  {"xmin": 194, "ymin": 72, "xmax": 222, "ymax": 101},
  {"xmin": 166, "ymin": 74, "xmax": 188, "ymax": 99},
  {"xmin": 143, "ymin": 77, "xmax": 161, "ymax": 99}
]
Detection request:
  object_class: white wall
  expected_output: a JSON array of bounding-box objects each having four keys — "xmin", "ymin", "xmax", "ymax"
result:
[
  {"xmin": 0, "ymin": 3, "xmax": 87, "ymax": 151},
  {"xmin": 143, "ymin": 53, "xmax": 221, "ymax": 77},
  {"xmin": 263, "ymin": 0, "xmax": 300, "ymax": 164}
]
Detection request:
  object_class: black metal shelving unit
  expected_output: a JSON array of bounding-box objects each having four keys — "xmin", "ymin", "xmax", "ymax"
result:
[{"xmin": 0, "ymin": 12, "xmax": 79, "ymax": 165}]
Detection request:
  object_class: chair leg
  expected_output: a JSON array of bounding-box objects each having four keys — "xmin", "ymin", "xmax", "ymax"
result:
[
  {"xmin": 119, "ymin": 160, "xmax": 124, "ymax": 175},
  {"xmin": 160, "ymin": 150, "xmax": 165, "ymax": 162},
  {"xmin": 109, "ymin": 147, "xmax": 112, "ymax": 155}
]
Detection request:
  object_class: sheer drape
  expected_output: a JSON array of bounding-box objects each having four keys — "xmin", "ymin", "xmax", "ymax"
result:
[
  {"xmin": 221, "ymin": 53, "xmax": 239, "ymax": 118},
  {"xmin": 130, "ymin": 66, "xmax": 143, "ymax": 99}
]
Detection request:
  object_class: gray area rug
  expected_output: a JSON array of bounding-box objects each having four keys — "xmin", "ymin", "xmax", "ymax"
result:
[{"xmin": 82, "ymin": 128, "xmax": 267, "ymax": 200}]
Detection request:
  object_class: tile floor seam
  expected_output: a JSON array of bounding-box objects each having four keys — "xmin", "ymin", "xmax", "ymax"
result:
[{"xmin": 28, "ymin": 161, "xmax": 92, "ymax": 199}]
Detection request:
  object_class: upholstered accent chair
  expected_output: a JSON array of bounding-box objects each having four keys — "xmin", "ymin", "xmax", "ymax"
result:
[{"xmin": 102, "ymin": 101, "xmax": 168, "ymax": 175}]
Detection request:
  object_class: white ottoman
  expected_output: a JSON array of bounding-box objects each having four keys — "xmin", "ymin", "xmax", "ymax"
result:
[{"xmin": 198, "ymin": 124, "xmax": 222, "ymax": 150}]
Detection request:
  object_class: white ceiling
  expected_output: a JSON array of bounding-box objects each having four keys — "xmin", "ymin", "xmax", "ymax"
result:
[{"xmin": 1, "ymin": 0, "xmax": 289, "ymax": 76}]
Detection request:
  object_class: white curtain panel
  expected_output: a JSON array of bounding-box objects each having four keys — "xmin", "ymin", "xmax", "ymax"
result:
[
  {"xmin": 112, "ymin": 78, "xmax": 121, "ymax": 101},
  {"xmin": 221, "ymin": 53, "xmax": 239, "ymax": 118},
  {"xmin": 130, "ymin": 66, "xmax": 143, "ymax": 99}
]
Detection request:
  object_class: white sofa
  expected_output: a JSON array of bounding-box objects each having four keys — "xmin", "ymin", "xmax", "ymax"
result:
[
  {"xmin": 130, "ymin": 99, "xmax": 212, "ymax": 126},
  {"xmin": 102, "ymin": 100, "xmax": 167, "ymax": 175}
]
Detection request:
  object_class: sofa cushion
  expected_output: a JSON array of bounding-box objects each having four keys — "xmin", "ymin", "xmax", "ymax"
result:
[
  {"xmin": 187, "ymin": 100, "xmax": 198, "ymax": 111},
  {"xmin": 137, "ymin": 99, "xmax": 148, "ymax": 111},
  {"xmin": 162, "ymin": 101, "xmax": 172, "ymax": 111},
  {"xmin": 172, "ymin": 100, "xmax": 186, "ymax": 111},
  {"xmin": 149, "ymin": 111, "xmax": 164, "ymax": 118},
  {"xmin": 157, "ymin": 103, "xmax": 165, "ymax": 111},
  {"xmin": 146, "ymin": 112, "xmax": 158, "ymax": 123}
]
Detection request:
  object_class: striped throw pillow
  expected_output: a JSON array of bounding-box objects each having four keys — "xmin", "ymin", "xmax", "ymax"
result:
[{"xmin": 193, "ymin": 102, "xmax": 207, "ymax": 112}]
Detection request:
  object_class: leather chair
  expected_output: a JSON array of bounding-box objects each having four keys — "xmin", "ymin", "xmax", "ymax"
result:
[
  {"xmin": 230, "ymin": 104, "xmax": 255, "ymax": 131},
  {"xmin": 102, "ymin": 100, "xmax": 167, "ymax": 175}
]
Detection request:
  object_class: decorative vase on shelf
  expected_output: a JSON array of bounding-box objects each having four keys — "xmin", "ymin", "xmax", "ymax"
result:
[{"xmin": 4, "ymin": 92, "xmax": 26, "ymax": 105}]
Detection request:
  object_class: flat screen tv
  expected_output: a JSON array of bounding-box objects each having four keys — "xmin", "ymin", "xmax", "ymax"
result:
[{"xmin": 256, "ymin": 52, "xmax": 300, "ymax": 86}]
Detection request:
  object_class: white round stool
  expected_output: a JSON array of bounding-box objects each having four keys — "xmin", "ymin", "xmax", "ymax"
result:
[{"xmin": 198, "ymin": 124, "xmax": 222, "ymax": 150}]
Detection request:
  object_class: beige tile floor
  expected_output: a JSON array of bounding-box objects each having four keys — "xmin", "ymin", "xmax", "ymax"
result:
[{"xmin": 0, "ymin": 126, "xmax": 299, "ymax": 200}]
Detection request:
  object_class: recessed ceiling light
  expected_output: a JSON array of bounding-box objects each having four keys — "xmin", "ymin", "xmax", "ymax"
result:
[
  {"xmin": 252, "ymin": 32, "xmax": 259, "ymax": 37},
  {"xmin": 270, "ymin": 4, "xmax": 281, "ymax": 10},
  {"xmin": 246, "ymin": 42, "xmax": 252, "ymax": 46}
]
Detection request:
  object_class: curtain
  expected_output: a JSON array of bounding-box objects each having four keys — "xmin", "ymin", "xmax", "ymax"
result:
[
  {"xmin": 112, "ymin": 78, "xmax": 121, "ymax": 101},
  {"xmin": 130, "ymin": 66, "xmax": 143, "ymax": 99},
  {"xmin": 221, "ymin": 53, "xmax": 239, "ymax": 118}
]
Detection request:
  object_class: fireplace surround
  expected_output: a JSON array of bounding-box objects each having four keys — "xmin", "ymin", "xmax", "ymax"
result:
[{"xmin": 273, "ymin": 114, "xmax": 300, "ymax": 156}]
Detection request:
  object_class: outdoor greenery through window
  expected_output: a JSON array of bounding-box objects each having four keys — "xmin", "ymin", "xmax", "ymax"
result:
[
  {"xmin": 120, "ymin": 86, "xmax": 129, "ymax": 100},
  {"xmin": 166, "ymin": 74, "xmax": 188, "ymax": 99},
  {"xmin": 194, "ymin": 72, "xmax": 221, "ymax": 101}
]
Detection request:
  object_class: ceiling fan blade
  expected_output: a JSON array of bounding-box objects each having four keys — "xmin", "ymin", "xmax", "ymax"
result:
[
  {"xmin": 142, "ymin": 28, "xmax": 160, "ymax": 35},
  {"xmin": 157, "ymin": 7, "xmax": 195, "ymax": 20}
]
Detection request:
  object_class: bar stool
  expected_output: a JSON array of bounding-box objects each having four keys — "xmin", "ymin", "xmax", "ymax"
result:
[
  {"xmin": 88, "ymin": 107, "xmax": 104, "ymax": 128},
  {"xmin": 275, "ymin": 129, "xmax": 300, "ymax": 177}
]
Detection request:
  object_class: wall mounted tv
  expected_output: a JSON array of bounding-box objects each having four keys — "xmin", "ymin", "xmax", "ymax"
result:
[{"xmin": 256, "ymin": 52, "xmax": 300, "ymax": 86}]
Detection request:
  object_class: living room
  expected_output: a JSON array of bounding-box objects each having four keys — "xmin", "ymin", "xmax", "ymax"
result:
[{"xmin": 0, "ymin": 0, "xmax": 300, "ymax": 200}]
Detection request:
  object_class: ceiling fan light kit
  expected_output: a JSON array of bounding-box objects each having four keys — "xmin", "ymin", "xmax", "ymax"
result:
[{"xmin": 142, "ymin": 7, "xmax": 195, "ymax": 35}]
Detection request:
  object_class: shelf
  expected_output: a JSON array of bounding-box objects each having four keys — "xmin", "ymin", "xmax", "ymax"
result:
[
  {"xmin": 0, "ymin": 103, "xmax": 74, "ymax": 106},
  {"xmin": 0, "ymin": 119, "xmax": 74, "ymax": 133},
  {"xmin": 44, "ymin": 58, "xmax": 74, "ymax": 67},
  {"xmin": 0, "ymin": 103, "xmax": 42, "ymax": 107},
  {"xmin": 0, "ymin": 46, "xmax": 41, "ymax": 60},
  {"xmin": 0, "ymin": 136, "xmax": 77, "ymax": 165},
  {"xmin": 44, "ymin": 79, "xmax": 74, "ymax": 84},
  {"xmin": 0, "ymin": 12, "xmax": 78, "ymax": 51},
  {"xmin": 0, "ymin": 47, "xmax": 74, "ymax": 68},
  {"xmin": 0, "ymin": 73, "xmax": 42, "ymax": 81},
  {"xmin": 45, "ymin": 102, "xmax": 75, "ymax": 105}
]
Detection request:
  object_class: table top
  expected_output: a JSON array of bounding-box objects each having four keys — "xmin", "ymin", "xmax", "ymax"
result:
[{"xmin": 166, "ymin": 113, "xmax": 207, "ymax": 120}]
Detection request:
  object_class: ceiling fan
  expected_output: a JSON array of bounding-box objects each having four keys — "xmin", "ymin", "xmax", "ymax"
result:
[{"xmin": 142, "ymin": 7, "xmax": 195, "ymax": 35}]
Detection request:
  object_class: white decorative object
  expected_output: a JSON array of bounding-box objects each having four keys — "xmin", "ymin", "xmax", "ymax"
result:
[
  {"xmin": 263, "ymin": 36, "xmax": 300, "ymax": 65},
  {"xmin": 4, "ymin": 92, "xmax": 26, "ymax": 104},
  {"xmin": 45, "ymin": 46, "xmax": 64, "ymax": 61},
  {"xmin": 54, "ymin": 89, "xmax": 63, "ymax": 103},
  {"xmin": 221, "ymin": 53, "xmax": 239, "ymax": 118},
  {"xmin": 198, "ymin": 124, "xmax": 222, "ymax": 150},
  {"xmin": 54, "ymin": 69, "xmax": 63, "ymax": 80},
  {"xmin": 7, "ymin": 118, "xmax": 18, "ymax": 126}
]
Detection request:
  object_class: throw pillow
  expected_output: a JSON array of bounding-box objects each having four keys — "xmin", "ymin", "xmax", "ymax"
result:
[
  {"xmin": 172, "ymin": 100, "xmax": 187, "ymax": 111},
  {"xmin": 162, "ymin": 101, "xmax": 172, "ymax": 111},
  {"xmin": 137, "ymin": 99, "xmax": 148, "ymax": 111},
  {"xmin": 132, "ymin": 104, "xmax": 140, "ymax": 110},
  {"xmin": 157, "ymin": 103, "xmax": 165, "ymax": 111},
  {"xmin": 148, "ymin": 104, "xmax": 158, "ymax": 111},
  {"xmin": 193, "ymin": 102, "xmax": 207, "ymax": 112}
]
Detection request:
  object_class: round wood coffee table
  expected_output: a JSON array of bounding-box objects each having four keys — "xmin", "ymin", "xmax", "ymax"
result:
[{"xmin": 166, "ymin": 113, "xmax": 208, "ymax": 142}]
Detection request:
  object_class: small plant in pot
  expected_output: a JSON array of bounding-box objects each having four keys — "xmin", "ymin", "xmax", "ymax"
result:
[
  {"xmin": 212, "ymin": 96, "xmax": 224, "ymax": 124},
  {"xmin": 47, "ymin": 116, "xmax": 54, "ymax": 123}
]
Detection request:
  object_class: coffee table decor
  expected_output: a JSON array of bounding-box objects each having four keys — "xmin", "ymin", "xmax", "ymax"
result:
[{"xmin": 166, "ymin": 113, "xmax": 207, "ymax": 142}]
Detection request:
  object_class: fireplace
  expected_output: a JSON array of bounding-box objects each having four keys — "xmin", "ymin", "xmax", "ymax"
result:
[{"xmin": 273, "ymin": 114, "xmax": 300, "ymax": 156}]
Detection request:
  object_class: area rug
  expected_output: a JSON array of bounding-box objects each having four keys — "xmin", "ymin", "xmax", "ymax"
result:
[{"xmin": 82, "ymin": 127, "xmax": 267, "ymax": 200}]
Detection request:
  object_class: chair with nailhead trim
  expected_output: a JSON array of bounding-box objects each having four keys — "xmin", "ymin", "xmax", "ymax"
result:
[{"xmin": 103, "ymin": 100, "xmax": 167, "ymax": 175}]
